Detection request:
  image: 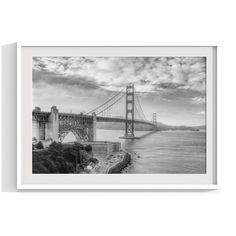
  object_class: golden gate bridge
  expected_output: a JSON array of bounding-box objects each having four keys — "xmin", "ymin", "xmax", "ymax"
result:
[{"xmin": 32, "ymin": 84, "xmax": 157, "ymax": 142}]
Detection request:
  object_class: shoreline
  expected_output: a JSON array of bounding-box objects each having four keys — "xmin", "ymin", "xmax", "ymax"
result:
[{"xmin": 90, "ymin": 151, "xmax": 131, "ymax": 174}]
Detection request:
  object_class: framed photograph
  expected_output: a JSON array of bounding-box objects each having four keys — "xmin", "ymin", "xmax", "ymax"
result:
[{"xmin": 17, "ymin": 43, "xmax": 217, "ymax": 189}]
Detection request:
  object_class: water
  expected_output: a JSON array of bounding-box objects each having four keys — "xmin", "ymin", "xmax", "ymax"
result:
[
  {"xmin": 64, "ymin": 129, "xmax": 206, "ymax": 174},
  {"xmin": 97, "ymin": 129, "xmax": 206, "ymax": 174}
]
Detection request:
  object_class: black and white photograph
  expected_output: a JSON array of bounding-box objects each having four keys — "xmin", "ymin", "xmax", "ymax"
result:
[
  {"xmin": 32, "ymin": 56, "xmax": 206, "ymax": 174},
  {"xmin": 3, "ymin": 1, "xmax": 236, "ymax": 235}
]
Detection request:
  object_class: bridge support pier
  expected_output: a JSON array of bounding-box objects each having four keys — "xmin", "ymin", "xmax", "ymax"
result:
[
  {"xmin": 46, "ymin": 106, "xmax": 59, "ymax": 141},
  {"xmin": 87, "ymin": 112, "xmax": 97, "ymax": 142}
]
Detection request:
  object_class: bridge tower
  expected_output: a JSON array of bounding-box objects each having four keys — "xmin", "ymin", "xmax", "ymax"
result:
[
  {"xmin": 120, "ymin": 84, "xmax": 139, "ymax": 139},
  {"xmin": 125, "ymin": 84, "xmax": 134, "ymax": 138},
  {"xmin": 152, "ymin": 112, "xmax": 158, "ymax": 131},
  {"xmin": 153, "ymin": 113, "xmax": 157, "ymax": 124}
]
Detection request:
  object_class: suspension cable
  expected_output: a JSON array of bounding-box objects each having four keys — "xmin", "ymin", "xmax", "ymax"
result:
[
  {"xmin": 96, "ymin": 92, "xmax": 126, "ymax": 116},
  {"xmin": 134, "ymin": 88, "xmax": 147, "ymax": 121},
  {"xmin": 86, "ymin": 87, "xmax": 125, "ymax": 115}
]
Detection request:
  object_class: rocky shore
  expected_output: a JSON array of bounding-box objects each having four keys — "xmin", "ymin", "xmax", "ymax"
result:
[{"xmin": 88, "ymin": 151, "xmax": 131, "ymax": 174}]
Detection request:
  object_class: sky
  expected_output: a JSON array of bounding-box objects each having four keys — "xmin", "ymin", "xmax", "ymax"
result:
[{"xmin": 32, "ymin": 57, "xmax": 206, "ymax": 126}]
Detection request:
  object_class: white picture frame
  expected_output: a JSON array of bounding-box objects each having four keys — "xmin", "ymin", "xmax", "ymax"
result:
[{"xmin": 17, "ymin": 42, "xmax": 217, "ymax": 190}]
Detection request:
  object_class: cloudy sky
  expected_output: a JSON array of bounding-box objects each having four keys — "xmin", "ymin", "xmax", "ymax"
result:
[{"xmin": 33, "ymin": 56, "xmax": 206, "ymax": 126}]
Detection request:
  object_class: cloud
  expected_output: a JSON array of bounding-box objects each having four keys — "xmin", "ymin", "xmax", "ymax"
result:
[
  {"xmin": 33, "ymin": 57, "xmax": 206, "ymax": 94},
  {"xmin": 33, "ymin": 69, "xmax": 100, "ymax": 90},
  {"xmin": 196, "ymin": 111, "xmax": 205, "ymax": 115},
  {"xmin": 192, "ymin": 96, "xmax": 206, "ymax": 104}
]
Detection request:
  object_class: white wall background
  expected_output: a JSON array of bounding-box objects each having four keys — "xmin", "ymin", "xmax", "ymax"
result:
[{"xmin": 0, "ymin": 0, "xmax": 235, "ymax": 235}]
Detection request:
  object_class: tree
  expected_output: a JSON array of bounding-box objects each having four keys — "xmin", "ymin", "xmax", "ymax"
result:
[
  {"xmin": 48, "ymin": 141, "xmax": 63, "ymax": 154},
  {"xmin": 35, "ymin": 141, "xmax": 44, "ymax": 149}
]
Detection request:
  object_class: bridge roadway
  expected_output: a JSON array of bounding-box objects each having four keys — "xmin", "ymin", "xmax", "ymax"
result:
[
  {"xmin": 32, "ymin": 111, "xmax": 155, "ymax": 127},
  {"xmin": 60, "ymin": 112, "xmax": 155, "ymax": 127},
  {"xmin": 96, "ymin": 116, "xmax": 155, "ymax": 127}
]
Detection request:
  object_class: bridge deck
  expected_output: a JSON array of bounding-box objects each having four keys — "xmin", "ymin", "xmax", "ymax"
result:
[
  {"xmin": 32, "ymin": 111, "xmax": 155, "ymax": 127},
  {"xmin": 96, "ymin": 116, "xmax": 155, "ymax": 126}
]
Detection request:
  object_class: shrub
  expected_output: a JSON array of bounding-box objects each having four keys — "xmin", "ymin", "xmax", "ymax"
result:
[
  {"xmin": 43, "ymin": 159, "xmax": 57, "ymax": 173},
  {"xmin": 85, "ymin": 144, "xmax": 92, "ymax": 153},
  {"xmin": 55, "ymin": 156, "xmax": 71, "ymax": 173},
  {"xmin": 33, "ymin": 162, "xmax": 49, "ymax": 173},
  {"xmin": 48, "ymin": 141, "xmax": 63, "ymax": 154},
  {"xmin": 35, "ymin": 141, "xmax": 44, "ymax": 149},
  {"xmin": 73, "ymin": 142, "xmax": 84, "ymax": 150},
  {"xmin": 62, "ymin": 147, "xmax": 73, "ymax": 161}
]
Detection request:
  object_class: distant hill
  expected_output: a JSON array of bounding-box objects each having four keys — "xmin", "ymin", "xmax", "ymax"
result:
[
  {"xmin": 97, "ymin": 121, "xmax": 206, "ymax": 132},
  {"xmin": 193, "ymin": 125, "xmax": 206, "ymax": 130}
]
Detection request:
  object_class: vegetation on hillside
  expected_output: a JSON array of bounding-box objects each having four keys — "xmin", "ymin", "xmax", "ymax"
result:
[{"xmin": 33, "ymin": 142, "xmax": 84, "ymax": 173}]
